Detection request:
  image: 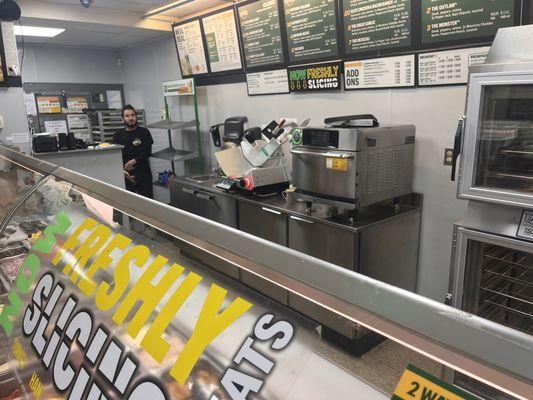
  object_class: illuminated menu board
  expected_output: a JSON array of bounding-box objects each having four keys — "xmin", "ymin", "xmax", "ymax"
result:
[
  {"xmin": 202, "ymin": 9, "xmax": 243, "ymax": 73},
  {"xmin": 238, "ymin": 0, "xmax": 284, "ymax": 69},
  {"xmin": 342, "ymin": 0, "xmax": 411, "ymax": 55},
  {"xmin": 421, "ymin": 0, "xmax": 515, "ymax": 45},
  {"xmin": 173, "ymin": 20, "xmax": 208, "ymax": 76},
  {"xmin": 283, "ymin": 0, "xmax": 339, "ymax": 63}
]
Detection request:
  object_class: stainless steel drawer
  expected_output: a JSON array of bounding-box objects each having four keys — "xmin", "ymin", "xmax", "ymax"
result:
[
  {"xmin": 238, "ymin": 201, "xmax": 287, "ymax": 246},
  {"xmin": 170, "ymin": 183, "xmax": 199, "ymax": 215},
  {"xmin": 288, "ymin": 215, "xmax": 357, "ymax": 270},
  {"xmin": 195, "ymin": 189, "xmax": 238, "ymax": 228},
  {"xmin": 170, "ymin": 181, "xmax": 238, "ymax": 228}
]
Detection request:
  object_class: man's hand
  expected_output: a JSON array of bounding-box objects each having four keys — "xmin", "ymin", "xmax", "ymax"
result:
[
  {"xmin": 124, "ymin": 170, "xmax": 135, "ymax": 182},
  {"xmin": 124, "ymin": 159, "xmax": 137, "ymax": 172}
]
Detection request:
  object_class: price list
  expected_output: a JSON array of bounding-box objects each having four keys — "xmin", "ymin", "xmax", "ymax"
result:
[
  {"xmin": 283, "ymin": 0, "xmax": 339, "ymax": 63},
  {"xmin": 343, "ymin": 0, "xmax": 411, "ymax": 54},
  {"xmin": 173, "ymin": 20, "xmax": 208, "ymax": 76},
  {"xmin": 345, "ymin": 55, "xmax": 414, "ymax": 89},
  {"xmin": 418, "ymin": 47, "xmax": 490, "ymax": 86},
  {"xmin": 202, "ymin": 9, "xmax": 243, "ymax": 73},
  {"xmin": 421, "ymin": 0, "xmax": 515, "ymax": 44},
  {"xmin": 238, "ymin": 0, "xmax": 284, "ymax": 68}
]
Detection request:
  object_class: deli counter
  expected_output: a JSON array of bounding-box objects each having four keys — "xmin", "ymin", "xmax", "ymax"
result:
[{"xmin": 0, "ymin": 145, "xmax": 532, "ymax": 400}]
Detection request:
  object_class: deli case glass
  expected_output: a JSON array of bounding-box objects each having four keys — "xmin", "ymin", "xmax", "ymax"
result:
[{"xmin": 1, "ymin": 145, "xmax": 532, "ymax": 400}]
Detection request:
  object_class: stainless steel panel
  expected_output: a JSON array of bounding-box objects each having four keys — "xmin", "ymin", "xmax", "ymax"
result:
[
  {"xmin": 359, "ymin": 211, "xmax": 420, "ymax": 292},
  {"xmin": 195, "ymin": 188, "xmax": 238, "ymax": 228},
  {"xmin": 238, "ymin": 200, "xmax": 287, "ymax": 246},
  {"xmin": 288, "ymin": 215, "xmax": 356, "ymax": 270},
  {"xmin": 170, "ymin": 180, "xmax": 238, "ymax": 228},
  {"xmin": 241, "ymin": 270, "xmax": 288, "ymax": 305},
  {"xmin": 170, "ymin": 180, "xmax": 199, "ymax": 215},
  {"xmin": 360, "ymin": 144, "xmax": 414, "ymax": 207},
  {"xmin": 288, "ymin": 293, "xmax": 359, "ymax": 338},
  {"xmin": 292, "ymin": 148, "xmax": 358, "ymax": 200},
  {"xmin": 302, "ymin": 125, "xmax": 415, "ymax": 151}
]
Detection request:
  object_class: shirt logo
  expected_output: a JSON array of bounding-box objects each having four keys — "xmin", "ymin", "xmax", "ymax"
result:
[{"xmin": 132, "ymin": 138, "xmax": 142, "ymax": 146}]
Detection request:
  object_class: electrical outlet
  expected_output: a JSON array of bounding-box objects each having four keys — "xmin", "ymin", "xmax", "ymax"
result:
[{"xmin": 444, "ymin": 148, "xmax": 453, "ymax": 166}]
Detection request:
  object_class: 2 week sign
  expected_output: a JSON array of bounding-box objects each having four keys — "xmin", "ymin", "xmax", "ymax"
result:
[{"xmin": 393, "ymin": 365, "xmax": 477, "ymax": 400}]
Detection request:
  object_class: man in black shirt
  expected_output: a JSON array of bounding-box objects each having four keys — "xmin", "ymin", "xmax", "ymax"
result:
[{"xmin": 113, "ymin": 105, "xmax": 154, "ymax": 198}]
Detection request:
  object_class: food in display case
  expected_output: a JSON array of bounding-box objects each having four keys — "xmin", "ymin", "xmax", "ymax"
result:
[{"xmin": 0, "ymin": 254, "xmax": 27, "ymax": 283}]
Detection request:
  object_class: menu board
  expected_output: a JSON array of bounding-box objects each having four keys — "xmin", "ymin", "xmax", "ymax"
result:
[
  {"xmin": 66, "ymin": 97, "xmax": 89, "ymax": 113},
  {"xmin": 418, "ymin": 46, "xmax": 490, "ymax": 86},
  {"xmin": 36, "ymin": 96, "xmax": 62, "ymax": 114},
  {"xmin": 421, "ymin": 0, "xmax": 515, "ymax": 45},
  {"xmin": 247, "ymin": 69, "xmax": 290, "ymax": 95},
  {"xmin": 283, "ymin": 0, "xmax": 339, "ymax": 63},
  {"xmin": 238, "ymin": 0, "xmax": 284, "ymax": 69},
  {"xmin": 342, "ymin": 0, "xmax": 411, "ymax": 54},
  {"xmin": 345, "ymin": 55, "xmax": 415, "ymax": 89},
  {"xmin": 173, "ymin": 20, "xmax": 209, "ymax": 76},
  {"xmin": 202, "ymin": 9, "xmax": 243, "ymax": 73}
]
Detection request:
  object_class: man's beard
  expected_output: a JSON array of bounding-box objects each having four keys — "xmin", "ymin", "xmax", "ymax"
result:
[{"xmin": 126, "ymin": 120, "xmax": 137, "ymax": 128}]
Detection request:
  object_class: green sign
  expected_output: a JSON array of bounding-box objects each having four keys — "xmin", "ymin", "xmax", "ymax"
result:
[
  {"xmin": 421, "ymin": 0, "xmax": 515, "ymax": 44},
  {"xmin": 284, "ymin": 0, "xmax": 339, "ymax": 63},
  {"xmin": 288, "ymin": 61, "xmax": 342, "ymax": 92},
  {"xmin": 238, "ymin": 0, "xmax": 284, "ymax": 68},
  {"xmin": 205, "ymin": 32, "xmax": 220, "ymax": 63},
  {"xmin": 343, "ymin": 0, "xmax": 411, "ymax": 54}
]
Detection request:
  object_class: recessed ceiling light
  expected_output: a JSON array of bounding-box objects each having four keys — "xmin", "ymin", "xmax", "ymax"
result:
[{"xmin": 14, "ymin": 25, "xmax": 65, "ymax": 38}]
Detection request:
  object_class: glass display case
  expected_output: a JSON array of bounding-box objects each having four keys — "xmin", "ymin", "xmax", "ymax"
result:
[{"xmin": 0, "ymin": 145, "xmax": 532, "ymax": 400}]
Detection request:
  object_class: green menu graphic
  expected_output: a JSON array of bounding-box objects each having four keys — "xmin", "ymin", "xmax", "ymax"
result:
[
  {"xmin": 205, "ymin": 32, "xmax": 220, "ymax": 63},
  {"xmin": 421, "ymin": 0, "xmax": 515, "ymax": 44},
  {"xmin": 284, "ymin": 0, "xmax": 339, "ymax": 63},
  {"xmin": 343, "ymin": 0, "xmax": 411, "ymax": 54},
  {"xmin": 239, "ymin": 0, "xmax": 284, "ymax": 68}
]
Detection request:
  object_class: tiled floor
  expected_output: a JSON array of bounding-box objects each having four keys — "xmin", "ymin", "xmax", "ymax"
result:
[{"xmin": 315, "ymin": 337, "xmax": 444, "ymax": 396}]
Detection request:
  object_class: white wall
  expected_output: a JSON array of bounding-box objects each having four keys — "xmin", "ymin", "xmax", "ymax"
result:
[
  {"xmin": 120, "ymin": 36, "xmax": 469, "ymax": 301},
  {"xmin": 0, "ymin": 87, "xmax": 29, "ymax": 139},
  {"xmin": 21, "ymin": 45, "xmax": 123, "ymax": 83}
]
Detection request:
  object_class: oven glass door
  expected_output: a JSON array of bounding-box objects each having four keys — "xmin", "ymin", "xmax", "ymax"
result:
[
  {"xmin": 460, "ymin": 72, "xmax": 533, "ymax": 207},
  {"xmin": 451, "ymin": 227, "xmax": 533, "ymax": 399}
]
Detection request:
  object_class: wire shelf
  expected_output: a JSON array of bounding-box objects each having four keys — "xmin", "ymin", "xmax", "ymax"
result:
[{"xmin": 478, "ymin": 245, "xmax": 533, "ymax": 335}]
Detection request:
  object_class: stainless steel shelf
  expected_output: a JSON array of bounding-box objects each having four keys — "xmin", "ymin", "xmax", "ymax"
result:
[
  {"xmin": 479, "ymin": 245, "xmax": 533, "ymax": 335},
  {"xmin": 152, "ymin": 147, "xmax": 195, "ymax": 162},
  {"xmin": 147, "ymin": 119, "xmax": 196, "ymax": 130}
]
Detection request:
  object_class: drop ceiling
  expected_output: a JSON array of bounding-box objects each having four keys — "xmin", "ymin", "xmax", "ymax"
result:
[{"xmin": 17, "ymin": 0, "xmax": 232, "ymax": 49}]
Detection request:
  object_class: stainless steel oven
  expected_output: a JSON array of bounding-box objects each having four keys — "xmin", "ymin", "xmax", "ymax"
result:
[
  {"xmin": 291, "ymin": 124, "xmax": 415, "ymax": 209},
  {"xmin": 456, "ymin": 26, "xmax": 533, "ymax": 208},
  {"xmin": 448, "ymin": 202, "xmax": 533, "ymax": 399}
]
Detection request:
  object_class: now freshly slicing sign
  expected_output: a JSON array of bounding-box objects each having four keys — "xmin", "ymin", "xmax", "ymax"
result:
[{"xmin": 288, "ymin": 61, "xmax": 342, "ymax": 92}]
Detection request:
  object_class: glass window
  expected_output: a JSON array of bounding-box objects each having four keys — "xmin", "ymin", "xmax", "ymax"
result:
[{"xmin": 475, "ymin": 85, "xmax": 533, "ymax": 192}]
